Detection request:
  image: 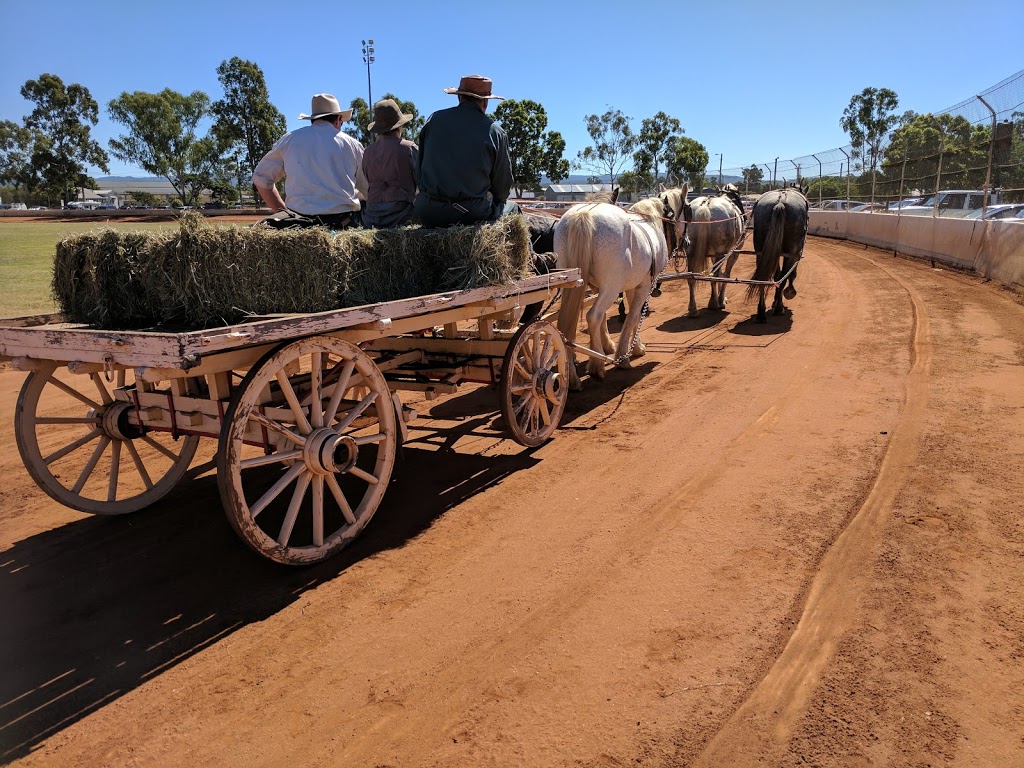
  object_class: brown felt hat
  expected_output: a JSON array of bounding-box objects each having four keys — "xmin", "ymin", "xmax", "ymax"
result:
[
  {"xmin": 443, "ymin": 74, "xmax": 504, "ymax": 100},
  {"xmin": 368, "ymin": 99, "xmax": 413, "ymax": 133},
  {"xmin": 298, "ymin": 93, "xmax": 353, "ymax": 121}
]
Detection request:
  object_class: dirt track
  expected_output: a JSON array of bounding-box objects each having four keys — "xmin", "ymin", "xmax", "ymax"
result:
[{"xmin": 1, "ymin": 237, "xmax": 1022, "ymax": 766}]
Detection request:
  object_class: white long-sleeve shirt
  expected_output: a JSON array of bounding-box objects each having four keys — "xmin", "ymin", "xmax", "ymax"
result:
[{"xmin": 252, "ymin": 121, "xmax": 364, "ymax": 215}]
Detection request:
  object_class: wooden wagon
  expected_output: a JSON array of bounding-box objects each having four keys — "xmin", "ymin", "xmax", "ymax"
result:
[{"xmin": 0, "ymin": 270, "xmax": 580, "ymax": 565}]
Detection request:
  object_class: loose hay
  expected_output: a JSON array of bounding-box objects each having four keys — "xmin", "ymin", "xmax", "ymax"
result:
[{"xmin": 52, "ymin": 212, "xmax": 532, "ymax": 329}]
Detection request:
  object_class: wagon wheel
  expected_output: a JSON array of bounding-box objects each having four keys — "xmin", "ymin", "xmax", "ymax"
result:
[
  {"xmin": 499, "ymin": 320, "xmax": 569, "ymax": 447},
  {"xmin": 14, "ymin": 363, "xmax": 200, "ymax": 515},
  {"xmin": 217, "ymin": 337, "xmax": 397, "ymax": 565}
]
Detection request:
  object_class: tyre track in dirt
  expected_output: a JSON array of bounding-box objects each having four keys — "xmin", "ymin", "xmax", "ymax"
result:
[{"xmin": 690, "ymin": 250, "xmax": 933, "ymax": 766}]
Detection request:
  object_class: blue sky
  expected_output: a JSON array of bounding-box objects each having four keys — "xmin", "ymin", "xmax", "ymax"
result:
[{"xmin": 2, "ymin": 0, "xmax": 1022, "ymax": 178}]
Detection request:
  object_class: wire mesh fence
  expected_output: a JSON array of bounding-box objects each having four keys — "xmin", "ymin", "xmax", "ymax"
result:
[{"xmin": 709, "ymin": 70, "xmax": 1024, "ymax": 215}]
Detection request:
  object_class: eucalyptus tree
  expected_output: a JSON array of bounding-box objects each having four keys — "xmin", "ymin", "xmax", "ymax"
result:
[
  {"xmin": 210, "ymin": 57, "xmax": 286, "ymax": 181},
  {"xmin": 493, "ymin": 99, "xmax": 569, "ymax": 197},
  {"xmin": 0, "ymin": 120, "xmax": 38, "ymax": 198},
  {"xmin": 575, "ymin": 108, "xmax": 635, "ymax": 186},
  {"xmin": 19, "ymin": 73, "xmax": 109, "ymax": 206},
  {"xmin": 108, "ymin": 88, "xmax": 216, "ymax": 205},
  {"xmin": 665, "ymin": 135, "xmax": 709, "ymax": 190},
  {"xmin": 841, "ymin": 87, "xmax": 900, "ymax": 177},
  {"xmin": 633, "ymin": 111, "xmax": 683, "ymax": 190}
]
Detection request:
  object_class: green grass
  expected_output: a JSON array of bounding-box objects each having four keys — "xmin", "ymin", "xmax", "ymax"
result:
[{"xmin": 0, "ymin": 220, "xmax": 179, "ymax": 317}]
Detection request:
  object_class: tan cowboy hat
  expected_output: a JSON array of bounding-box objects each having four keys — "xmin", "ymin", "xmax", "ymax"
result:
[
  {"xmin": 298, "ymin": 93, "xmax": 353, "ymax": 121},
  {"xmin": 443, "ymin": 74, "xmax": 504, "ymax": 100},
  {"xmin": 368, "ymin": 99, "xmax": 413, "ymax": 133}
]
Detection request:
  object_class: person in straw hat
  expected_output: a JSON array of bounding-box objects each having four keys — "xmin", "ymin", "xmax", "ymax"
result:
[
  {"xmin": 413, "ymin": 74, "xmax": 515, "ymax": 228},
  {"xmin": 253, "ymin": 93, "xmax": 364, "ymax": 229},
  {"xmin": 359, "ymin": 98, "xmax": 420, "ymax": 228}
]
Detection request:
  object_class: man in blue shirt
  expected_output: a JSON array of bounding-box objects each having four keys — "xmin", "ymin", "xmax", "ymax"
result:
[{"xmin": 414, "ymin": 75, "xmax": 515, "ymax": 228}]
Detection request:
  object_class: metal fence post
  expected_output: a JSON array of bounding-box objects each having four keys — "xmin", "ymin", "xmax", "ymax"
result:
[
  {"xmin": 839, "ymin": 147, "xmax": 851, "ymax": 202},
  {"xmin": 976, "ymin": 93, "xmax": 997, "ymax": 215},
  {"xmin": 812, "ymin": 154, "xmax": 822, "ymax": 207}
]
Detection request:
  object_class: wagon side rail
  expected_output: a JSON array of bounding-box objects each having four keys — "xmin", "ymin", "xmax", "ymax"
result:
[{"xmin": 0, "ymin": 269, "xmax": 582, "ymax": 372}]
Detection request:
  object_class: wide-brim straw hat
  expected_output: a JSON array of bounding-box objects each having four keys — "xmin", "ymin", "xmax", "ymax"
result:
[
  {"xmin": 299, "ymin": 93, "xmax": 354, "ymax": 121},
  {"xmin": 368, "ymin": 99, "xmax": 413, "ymax": 133},
  {"xmin": 443, "ymin": 75, "xmax": 504, "ymax": 100}
]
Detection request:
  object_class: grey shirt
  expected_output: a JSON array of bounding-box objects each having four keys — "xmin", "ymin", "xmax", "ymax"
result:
[{"xmin": 416, "ymin": 102, "xmax": 513, "ymax": 206}]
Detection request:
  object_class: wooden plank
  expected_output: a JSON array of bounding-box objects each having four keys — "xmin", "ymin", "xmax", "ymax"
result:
[{"xmin": 0, "ymin": 269, "xmax": 583, "ymax": 370}]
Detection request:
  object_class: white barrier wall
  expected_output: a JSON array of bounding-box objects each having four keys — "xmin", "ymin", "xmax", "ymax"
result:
[{"xmin": 808, "ymin": 212, "xmax": 1024, "ymax": 293}]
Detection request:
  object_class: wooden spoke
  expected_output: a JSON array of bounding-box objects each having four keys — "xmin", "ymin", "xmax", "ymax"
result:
[
  {"xmin": 140, "ymin": 433, "xmax": 181, "ymax": 462},
  {"xmin": 325, "ymin": 474, "xmax": 357, "ymax": 526},
  {"xmin": 44, "ymin": 428, "xmax": 102, "ymax": 465},
  {"xmin": 325, "ymin": 359, "xmax": 356, "ymax": 424},
  {"xmin": 353, "ymin": 433, "xmax": 387, "ymax": 446},
  {"xmin": 123, "ymin": 440, "xmax": 154, "ymax": 489},
  {"xmin": 72, "ymin": 436, "xmax": 110, "ymax": 494},
  {"xmin": 46, "ymin": 376, "xmax": 102, "ymax": 410},
  {"xmin": 538, "ymin": 395, "xmax": 551, "ymax": 427},
  {"xmin": 275, "ymin": 370, "xmax": 312, "ymax": 435},
  {"xmin": 277, "ymin": 472, "xmax": 312, "ymax": 547},
  {"xmin": 248, "ymin": 409, "xmax": 306, "ymax": 448},
  {"xmin": 249, "ymin": 463, "xmax": 306, "ymax": 519},
  {"xmin": 311, "ymin": 476, "xmax": 325, "ymax": 547},
  {"xmin": 36, "ymin": 416, "xmax": 102, "ymax": 425},
  {"xmin": 240, "ymin": 450, "xmax": 303, "ymax": 470},
  {"xmin": 310, "ymin": 352, "xmax": 324, "ymax": 428},
  {"xmin": 107, "ymin": 441, "xmax": 122, "ymax": 502},
  {"xmin": 90, "ymin": 373, "xmax": 113, "ymax": 405},
  {"xmin": 333, "ymin": 391, "xmax": 377, "ymax": 433},
  {"xmin": 348, "ymin": 466, "xmax": 380, "ymax": 486}
]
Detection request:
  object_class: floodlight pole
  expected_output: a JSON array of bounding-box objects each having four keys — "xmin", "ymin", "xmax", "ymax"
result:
[{"xmin": 361, "ymin": 39, "xmax": 375, "ymax": 111}]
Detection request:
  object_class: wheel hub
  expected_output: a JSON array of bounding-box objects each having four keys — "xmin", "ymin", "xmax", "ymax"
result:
[
  {"xmin": 100, "ymin": 401, "xmax": 141, "ymax": 441},
  {"xmin": 304, "ymin": 428, "xmax": 358, "ymax": 475},
  {"xmin": 535, "ymin": 369, "xmax": 561, "ymax": 403}
]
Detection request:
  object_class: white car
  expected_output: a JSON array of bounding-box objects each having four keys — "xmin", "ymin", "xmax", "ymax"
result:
[
  {"xmin": 963, "ymin": 203, "xmax": 1024, "ymax": 220},
  {"xmin": 899, "ymin": 190, "xmax": 1002, "ymax": 218}
]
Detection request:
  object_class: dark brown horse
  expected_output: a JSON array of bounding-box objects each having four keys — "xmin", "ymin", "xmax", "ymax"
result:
[{"xmin": 747, "ymin": 186, "xmax": 808, "ymax": 322}]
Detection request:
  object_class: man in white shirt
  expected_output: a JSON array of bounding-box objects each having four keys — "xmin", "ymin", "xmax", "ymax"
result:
[{"xmin": 253, "ymin": 93, "xmax": 364, "ymax": 229}]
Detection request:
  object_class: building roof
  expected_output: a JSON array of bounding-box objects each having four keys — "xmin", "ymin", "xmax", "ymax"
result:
[{"xmin": 545, "ymin": 184, "xmax": 614, "ymax": 194}]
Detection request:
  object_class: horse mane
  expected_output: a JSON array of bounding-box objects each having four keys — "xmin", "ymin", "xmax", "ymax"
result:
[{"xmin": 584, "ymin": 187, "xmax": 620, "ymax": 204}]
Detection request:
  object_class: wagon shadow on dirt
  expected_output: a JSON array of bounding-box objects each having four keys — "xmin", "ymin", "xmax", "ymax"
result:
[{"xmin": 0, "ymin": 428, "xmax": 541, "ymax": 763}]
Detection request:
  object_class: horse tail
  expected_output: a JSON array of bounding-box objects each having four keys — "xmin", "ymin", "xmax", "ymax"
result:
[
  {"xmin": 747, "ymin": 198, "xmax": 785, "ymax": 301},
  {"xmin": 688, "ymin": 201, "xmax": 710, "ymax": 274},
  {"xmin": 556, "ymin": 208, "xmax": 596, "ymax": 345}
]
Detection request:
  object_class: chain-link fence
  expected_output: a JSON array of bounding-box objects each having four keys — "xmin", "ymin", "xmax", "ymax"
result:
[{"xmin": 708, "ymin": 70, "xmax": 1024, "ymax": 214}]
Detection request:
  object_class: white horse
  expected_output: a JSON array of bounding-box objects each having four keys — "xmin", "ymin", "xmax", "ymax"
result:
[
  {"xmin": 684, "ymin": 186, "xmax": 746, "ymax": 317},
  {"xmin": 554, "ymin": 186, "xmax": 688, "ymax": 390}
]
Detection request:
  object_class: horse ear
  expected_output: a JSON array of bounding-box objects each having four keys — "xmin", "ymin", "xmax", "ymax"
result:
[{"xmin": 659, "ymin": 183, "xmax": 667, "ymax": 194}]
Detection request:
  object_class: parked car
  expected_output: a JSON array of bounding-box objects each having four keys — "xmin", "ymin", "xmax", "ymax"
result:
[
  {"xmin": 28, "ymin": 206, "xmax": 46, "ymax": 210},
  {"xmin": 963, "ymin": 203, "xmax": 1024, "ymax": 220},
  {"xmin": 899, "ymin": 190, "xmax": 1003, "ymax": 218},
  {"xmin": 887, "ymin": 197, "xmax": 924, "ymax": 210},
  {"xmin": 849, "ymin": 202, "xmax": 886, "ymax": 213},
  {"xmin": 815, "ymin": 199, "xmax": 866, "ymax": 211}
]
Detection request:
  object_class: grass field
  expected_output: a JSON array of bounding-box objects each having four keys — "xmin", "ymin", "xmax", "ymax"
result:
[{"xmin": 0, "ymin": 220, "xmax": 180, "ymax": 317}]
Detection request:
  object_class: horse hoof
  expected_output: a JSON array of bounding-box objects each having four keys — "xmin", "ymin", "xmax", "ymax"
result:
[
  {"xmin": 783, "ymin": 286, "xmax": 797, "ymax": 300},
  {"xmin": 687, "ymin": 310, "xmax": 700, "ymax": 318}
]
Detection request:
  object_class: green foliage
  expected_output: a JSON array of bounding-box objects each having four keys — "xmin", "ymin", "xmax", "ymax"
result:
[
  {"xmin": 19, "ymin": 73, "xmax": 110, "ymax": 206},
  {"xmin": 741, "ymin": 164, "xmax": 764, "ymax": 192},
  {"xmin": 633, "ymin": 112, "xmax": 683, "ymax": 190},
  {"xmin": 126, "ymin": 190, "xmax": 159, "ymax": 207},
  {"xmin": 616, "ymin": 170, "xmax": 652, "ymax": 197},
  {"xmin": 0, "ymin": 120, "xmax": 38, "ymax": 194},
  {"xmin": 664, "ymin": 135, "xmax": 708, "ymax": 189},
  {"xmin": 575, "ymin": 108, "xmax": 635, "ymax": 185},
  {"xmin": 841, "ymin": 87, "xmax": 900, "ymax": 174},
  {"xmin": 493, "ymin": 99, "xmax": 569, "ymax": 197},
  {"xmin": 880, "ymin": 112, "xmax": 991, "ymax": 195},
  {"xmin": 108, "ymin": 88, "xmax": 216, "ymax": 205},
  {"xmin": 806, "ymin": 176, "xmax": 849, "ymax": 201},
  {"xmin": 345, "ymin": 94, "xmax": 426, "ymax": 147},
  {"xmin": 210, "ymin": 57, "xmax": 286, "ymax": 181}
]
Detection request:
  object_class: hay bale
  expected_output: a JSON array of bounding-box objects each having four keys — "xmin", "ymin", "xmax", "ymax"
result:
[{"xmin": 51, "ymin": 212, "xmax": 532, "ymax": 329}]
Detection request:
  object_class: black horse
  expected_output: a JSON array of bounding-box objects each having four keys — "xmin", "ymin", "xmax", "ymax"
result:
[{"xmin": 747, "ymin": 186, "xmax": 808, "ymax": 322}]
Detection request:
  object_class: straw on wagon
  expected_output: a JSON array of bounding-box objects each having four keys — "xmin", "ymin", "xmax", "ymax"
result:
[{"xmin": 52, "ymin": 212, "xmax": 532, "ymax": 329}]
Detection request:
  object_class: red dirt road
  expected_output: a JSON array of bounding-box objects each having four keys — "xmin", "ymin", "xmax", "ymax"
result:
[{"xmin": 1, "ymin": 237, "xmax": 1022, "ymax": 766}]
